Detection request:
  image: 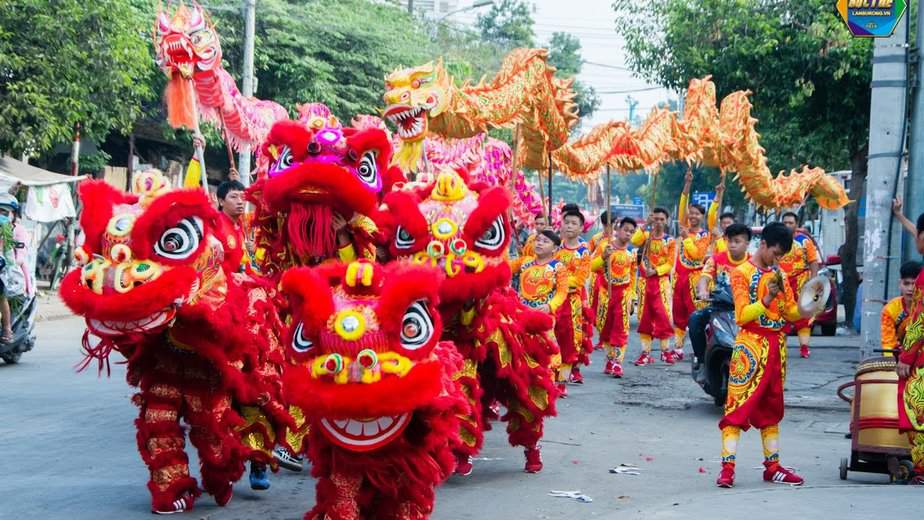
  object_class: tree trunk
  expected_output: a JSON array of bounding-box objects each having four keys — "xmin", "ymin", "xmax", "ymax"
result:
[{"xmin": 840, "ymin": 145, "xmax": 868, "ymax": 329}]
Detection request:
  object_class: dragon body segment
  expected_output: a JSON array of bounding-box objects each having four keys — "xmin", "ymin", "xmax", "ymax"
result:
[
  {"xmin": 155, "ymin": 2, "xmax": 288, "ymax": 149},
  {"xmin": 59, "ymin": 173, "xmax": 289, "ymax": 513},
  {"xmin": 384, "ymin": 49, "xmax": 579, "ymax": 172}
]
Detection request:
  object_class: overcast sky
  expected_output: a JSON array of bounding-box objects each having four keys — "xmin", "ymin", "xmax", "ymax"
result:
[{"xmin": 452, "ymin": 0, "xmax": 674, "ymax": 128}]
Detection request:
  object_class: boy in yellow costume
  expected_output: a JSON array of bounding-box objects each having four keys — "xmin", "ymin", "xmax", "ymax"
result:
[
  {"xmin": 881, "ymin": 261, "xmax": 921, "ymax": 356},
  {"xmin": 779, "ymin": 212, "xmax": 821, "ymax": 359},
  {"xmin": 592, "ymin": 217, "xmax": 637, "ymax": 378},
  {"xmin": 631, "ymin": 207, "xmax": 677, "ymax": 365},
  {"xmin": 554, "ymin": 203, "xmax": 593, "ymax": 389},
  {"xmin": 511, "ymin": 229, "xmax": 568, "ymax": 315},
  {"xmin": 716, "ymin": 222, "xmax": 816, "ymax": 488}
]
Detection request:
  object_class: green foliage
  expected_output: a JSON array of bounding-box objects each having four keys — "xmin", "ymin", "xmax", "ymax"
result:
[
  {"xmin": 214, "ymin": 0, "xmax": 434, "ymax": 122},
  {"xmin": 79, "ymin": 150, "xmax": 112, "ymax": 176},
  {"xmin": 476, "ymin": 0, "xmax": 535, "ymax": 48},
  {"xmin": 547, "ymin": 32, "xmax": 600, "ymax": 120},
  {"xmin": 612, "ymin": 0, "xmax": 873, "ymax": 172},
  {"xmin": 0, "ymin": 0, "xmax": 156, "ymax": 156}
]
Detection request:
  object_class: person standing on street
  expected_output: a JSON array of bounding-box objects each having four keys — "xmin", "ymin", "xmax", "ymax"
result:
[
  {"xmin": 673, "ymin": 170, "xmax": 714, "ymax": 360},
  {"xmin": 778, "ymin": 212, "xmax": 821, "ymax": 358},
  {"xmin": 631, "ymin": 207, "xmax": 677, "ymax": 365},
  {"xmin": 554, "ymin": 204, "xmax": 593, "ymax": 386},
  {"xmin": 716, "ymin": 222, "xmax": 813, "ymax": 488},
  {"xmin": 591, "ymin": 217, "xmax": 637, "ymax": 378}
]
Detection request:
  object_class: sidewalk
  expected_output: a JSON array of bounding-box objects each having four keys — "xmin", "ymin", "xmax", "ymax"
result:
[{"xmin": 35, "ymin": 290, "xmax": 75, "ymax": 322}]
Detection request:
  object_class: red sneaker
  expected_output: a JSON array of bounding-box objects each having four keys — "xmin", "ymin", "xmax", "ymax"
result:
[
  {"xmin": 152, "ymin": 493, "xmax": 195, "ymax": 515},
  {"xmin": 612, "ymin": 362, "xmax": 624, "ymax": 378},
  {"xmin": 569, "ymin": 366, "xmax": 584, "ymax": 384},
  {"xmin": 557, "ymin": 382, "xmax": 568, "ymax": 398},
  {"xmin": 909, "ymin": 474, "xmax": 924, "ymax": 485},
  {"xmin": 634, "ymin": 353, "xmax": 654, "ymax": 366},
  {"xmin": 660, "ymin": 350, "xmax": 676, "ymax": 365},
  {"xmin": 483, "ymin": 401, "xmax": 501, "ymax": 422},
  {"xmin": 455, "ymin": 454, "xmax": 474, "ymax": 476},
  {"xmin": 673, "ymin": 348, "xmax": 685, "ymax": 361},
  {"xmin": 716, "ymin": 463, "xmax": 735, "ymax": 488},
  {"xmin": 800, "ymin": 345, "xmax": 811, "ymax": 358},
  {"xmin": 603, "ymin": 359, "xmax": 615, "ymax": 375},
  {"xmin": 763, "ymin": 463, "xmax": 804, "ymax": 486},
  {"xmin": 524, "ymin": 446, "xmax": 543, "ymax": 473}
]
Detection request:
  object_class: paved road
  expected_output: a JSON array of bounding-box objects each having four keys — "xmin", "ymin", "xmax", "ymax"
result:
[{"xmin": 0, "ymin": 317, "xmax": 917, "ymax": 520}]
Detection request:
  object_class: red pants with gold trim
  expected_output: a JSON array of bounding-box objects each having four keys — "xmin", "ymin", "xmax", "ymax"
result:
[
  {"xmin": 134, "ymin": 353, "xmax": 247, "ymax": 511},
  {"xmin": 555, "ymin": 290, "xmax": 593, "ymax": 366},
  {"xmin": 637, "ymin": 274, "xmax": 673, "ymax": 340},
  {"xmin": 597, "ymin": 283, "xmax": 631, "ymax": 348},
  {"xmin": 672, "ymin": 264, "xmax": 702, "ymax": 331},
  {"xmin": 720, "ymin": 326, "xmax": 786, "ymax": 431},
  {"xmin": 899, "ymin": 357, "xmax": 924, "ymax": 475}
]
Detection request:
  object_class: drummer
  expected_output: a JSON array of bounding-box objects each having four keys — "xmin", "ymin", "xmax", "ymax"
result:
[{"xmin": 880, "ymin": 261, "xmax": 922, "ymax": 357}]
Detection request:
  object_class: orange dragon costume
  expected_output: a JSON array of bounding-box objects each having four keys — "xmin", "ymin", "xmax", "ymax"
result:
[
  {"xmin": 281, "ymin": 260, "xmax": 469, "ymax": 519},
  {"xmin": 379, "ymin": 169, "xmax": 559, "ymax": 475},
  {"xmin": 591, "ymin": 237, "xmax": 637, "ymax": 377},
  {"xmin": 631, "ymin": 227, "xmax": 677, "ymax": 364},
  {"xmin": 719, "ymin": 260, "xmax": 802, "ymax": 486},
  {"xmin": 59, "ymin": 174, "xmax": 290, "ymax": 514},
  {"xmin": 898, "ymin": 268, "xmax": 924, "ymax": 481}
]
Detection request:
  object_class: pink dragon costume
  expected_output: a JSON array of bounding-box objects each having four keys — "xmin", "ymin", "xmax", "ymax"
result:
[
  {"xmin": 59, "ymin": 172, "xmax": 290, "ymax": 514},
  {"xmin": 281, "ymin": 260, "xmax": 469, "ymax": 519},
  {"xmin": 378, "ymin": 168, "xmax": 559, "ymax": 475}
]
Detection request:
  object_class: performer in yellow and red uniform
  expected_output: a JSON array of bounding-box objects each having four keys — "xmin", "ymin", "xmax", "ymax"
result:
[
  {"xmin": 689, "ymin": 223, "xmax": 752, "ymax": 371},
  {"xmin": 631, "ymin": 207, "xmax": 676, "ymax": 365},
  {"xmin": 673, "ymin": 170, "xmax": 717, "ymax": 360},
  {"xmin": 716, "ymin": 222, "xmax": 815, "ymax": 489},
  {"xmin": 588, "ymin": 210, "xmax": 614, "ymax": 328},
  {"xmin": 592, "ymin": 217, "xmax": 637, "ymax": 378},
  {"xmin": 778, "ymin": 212, "xmax": 821, "ymax": 359},
  {"xmin": 881, "ymin": 261, "xmax": 922, "ymax": 356},
  {"xmin": 520, "ymin": 213, "xmax": 549, "ymax": 258},
  {"xmin": 511, "ymin": 229, "xmax": 569, "ymax": 315},
  {"xmin": 555, "ymin": 203, "xmax": 593, "ymax": 388},
  {"xmin": 893, "ymin": 207, "xmax": 924, "ymax": 483}
]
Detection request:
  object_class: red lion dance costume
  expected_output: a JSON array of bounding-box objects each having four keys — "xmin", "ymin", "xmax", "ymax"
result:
[
  {"xmin": 379, "ymin": 168, "xmax": 559, "ymax": 475},
  {"xmin": 59, "ymin": 173, "xmax": 289, "ymax": 514},
  {"xmin": 281, "ymin": 260, "xmax": 468, "ymax": 519}
]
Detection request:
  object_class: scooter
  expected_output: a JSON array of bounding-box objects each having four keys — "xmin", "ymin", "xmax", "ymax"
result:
[
  {"xmin": 0, "ymin": 245, "xmax": 37, "ymax": 365},
  {"xmin": 691, "ymin": 283, "xmax": 737, "ymax": 406}
]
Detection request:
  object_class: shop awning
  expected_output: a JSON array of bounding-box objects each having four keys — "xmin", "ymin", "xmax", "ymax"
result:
[{"xmin": 0, "ymin": 156, "xmax": 87, "ymax": 186}]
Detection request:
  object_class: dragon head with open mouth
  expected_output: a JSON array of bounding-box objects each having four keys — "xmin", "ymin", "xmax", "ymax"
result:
[
  {"xmin": 154, "ymin": 1, "xmax": 221, "ymax": 80},
  {"xmin": 60, "ymin": 171, "xmax": 237, "ymax": 341},
  {"xmin": 281, "ymin": 260, "xmax": 466, "ymax": 453}
]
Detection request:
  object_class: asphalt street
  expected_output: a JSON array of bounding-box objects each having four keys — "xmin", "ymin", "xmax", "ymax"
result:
[{"xmin": 0, "ymin": 316, "xmax": 919, "ymax": 520}]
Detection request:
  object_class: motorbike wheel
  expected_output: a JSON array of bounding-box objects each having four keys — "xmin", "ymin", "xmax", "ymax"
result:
[
  {"xmin": 714, "ymin": 358, "xmax": 730, "ymax": 407},
  {"xmin": 1, "ymin": 351, "xmax": 22, "ymax": 364}
]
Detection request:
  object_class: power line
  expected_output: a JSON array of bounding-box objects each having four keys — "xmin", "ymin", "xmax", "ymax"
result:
[
  {"xmin": 582, "ymin": 60, "xmax": 630, "ymax": 71},
  {"xmin": 596, "ymin": 86, "xmax": 665, "ymax": 94}
]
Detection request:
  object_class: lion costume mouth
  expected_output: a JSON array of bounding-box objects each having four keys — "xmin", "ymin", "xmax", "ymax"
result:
[
  {"xmin": 87, "ymin": 309, "xmax": 177, "ymax": 337},
  {"xmin": 319, "ymin": 413, "xmax": 411, "ymax": 452}
]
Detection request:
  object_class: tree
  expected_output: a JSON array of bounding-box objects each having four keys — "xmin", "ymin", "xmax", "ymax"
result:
[
  {"xmin": 0, "ymin": 0, "xmax": 156, "ymax": 156},
  {"xmin": 214, "ymin": 0, "xmax": 435, "ymax": 123},
  {"xmin": 613, "ymin": 0, "xmax": 872, "ymax": 321},
  {"xmin": 476, "ymin": 0, "xmax": 535, "ymax": 48},
  {"xmin": 547, "ymin": 32, "xmax": 601, "ymax": 120}
]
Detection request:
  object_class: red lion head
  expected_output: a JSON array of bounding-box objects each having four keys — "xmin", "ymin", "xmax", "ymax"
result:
[
  {"xmin": 379, "ymin": 168, "xmax": 512, "ymax": 304},
  {"xmin": 248, "ymin": 117, "xmax": 404, "ymax": 271},
  {"xmin": 281, "ymin": 260, "xmax": 452, "ymax": 452},
  {"xmin": 60, "ymin": 172, "xmax": 237, "ymax": 338}
]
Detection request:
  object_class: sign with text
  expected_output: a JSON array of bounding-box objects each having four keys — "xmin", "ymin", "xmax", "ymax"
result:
[{"xmin": 837, "ymin": 0, "xmax": 907, "ymax": 37}]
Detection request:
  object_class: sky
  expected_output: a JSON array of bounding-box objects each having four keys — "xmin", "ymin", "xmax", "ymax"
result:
[{"xmin": 451, "ymin": 0, "xmax": 675, "ymax": 128}]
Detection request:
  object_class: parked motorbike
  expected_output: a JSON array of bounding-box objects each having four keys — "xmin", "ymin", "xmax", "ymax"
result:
[
  {"xmin": 691, "ymin": 283, "xmax": 737, "ymax": 407},
  {"xmin": 0, "ymin": 244, "xmax": 37, "ymax": 364}
]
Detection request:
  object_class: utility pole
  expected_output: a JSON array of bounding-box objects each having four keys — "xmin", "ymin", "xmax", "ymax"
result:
[
  {"xmin": 408, "ymin": 0, "xmax": 414, "ymax": 15},
  {"xmin": 906, "ymin": 4, "xmax": 924, "ymax": 263},
  {"xmin": 860, "ymin": 19, "xmax": 908, "ymax": 359},
  {"xmin": 238, "ymin": 0, "xmax": 256, "ymax": 186}
]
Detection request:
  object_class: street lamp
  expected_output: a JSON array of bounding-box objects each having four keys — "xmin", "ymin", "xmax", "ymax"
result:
[{"xmin": 437, "ymin": 0, "xmax": 494, "ymax": 22}]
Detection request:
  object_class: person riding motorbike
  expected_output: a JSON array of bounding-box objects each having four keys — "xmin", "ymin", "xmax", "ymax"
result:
[{"xmin": 0, "ymin": 193, "xmax": 30, "ymax": 342}]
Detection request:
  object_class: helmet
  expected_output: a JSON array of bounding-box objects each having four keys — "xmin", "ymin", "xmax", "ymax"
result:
[{"xmin": 0, "ymin": 193, "xmax": 19, "ymax": 213}]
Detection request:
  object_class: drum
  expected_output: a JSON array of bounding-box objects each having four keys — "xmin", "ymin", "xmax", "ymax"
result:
[{"xmin": 851, "ymin": 357, "xmax": 911, "ymax": 450}]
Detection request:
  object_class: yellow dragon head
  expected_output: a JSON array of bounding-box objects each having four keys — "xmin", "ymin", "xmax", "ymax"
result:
[{"xmin": 383, "ymin": 60, "xmax": 452, "ymax": 168}]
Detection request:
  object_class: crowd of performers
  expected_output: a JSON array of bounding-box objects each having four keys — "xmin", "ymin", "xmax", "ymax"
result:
[{"xmin": 58, "ymin": 112, "xmax": 924, "ymax": 517}]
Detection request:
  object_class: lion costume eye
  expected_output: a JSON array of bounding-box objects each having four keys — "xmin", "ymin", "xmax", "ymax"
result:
[
  {"xmin": 395, "ymin": 226, "xmax": 414, "ymax": 249},
  {"xmin": 155, "ymin": 217, "xmax": 203, "ymax": 260},
  {"xmin": 357, "ymin": 151, "xmax": 379, "ymax": 189},
  {"xmin": 271, "ymin": 146, "xmax": 294, "ymax": 173},
  {"xmin": 400, "ymin": 301, "xmax": 433, "ymax": 350},
  {"xmin": 291, "ymin": 322, "xmax": 314, "ymax": 353},
  {"xmin": 474, "ymin": 216, "xmax": 505, "ymax": 251}
]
